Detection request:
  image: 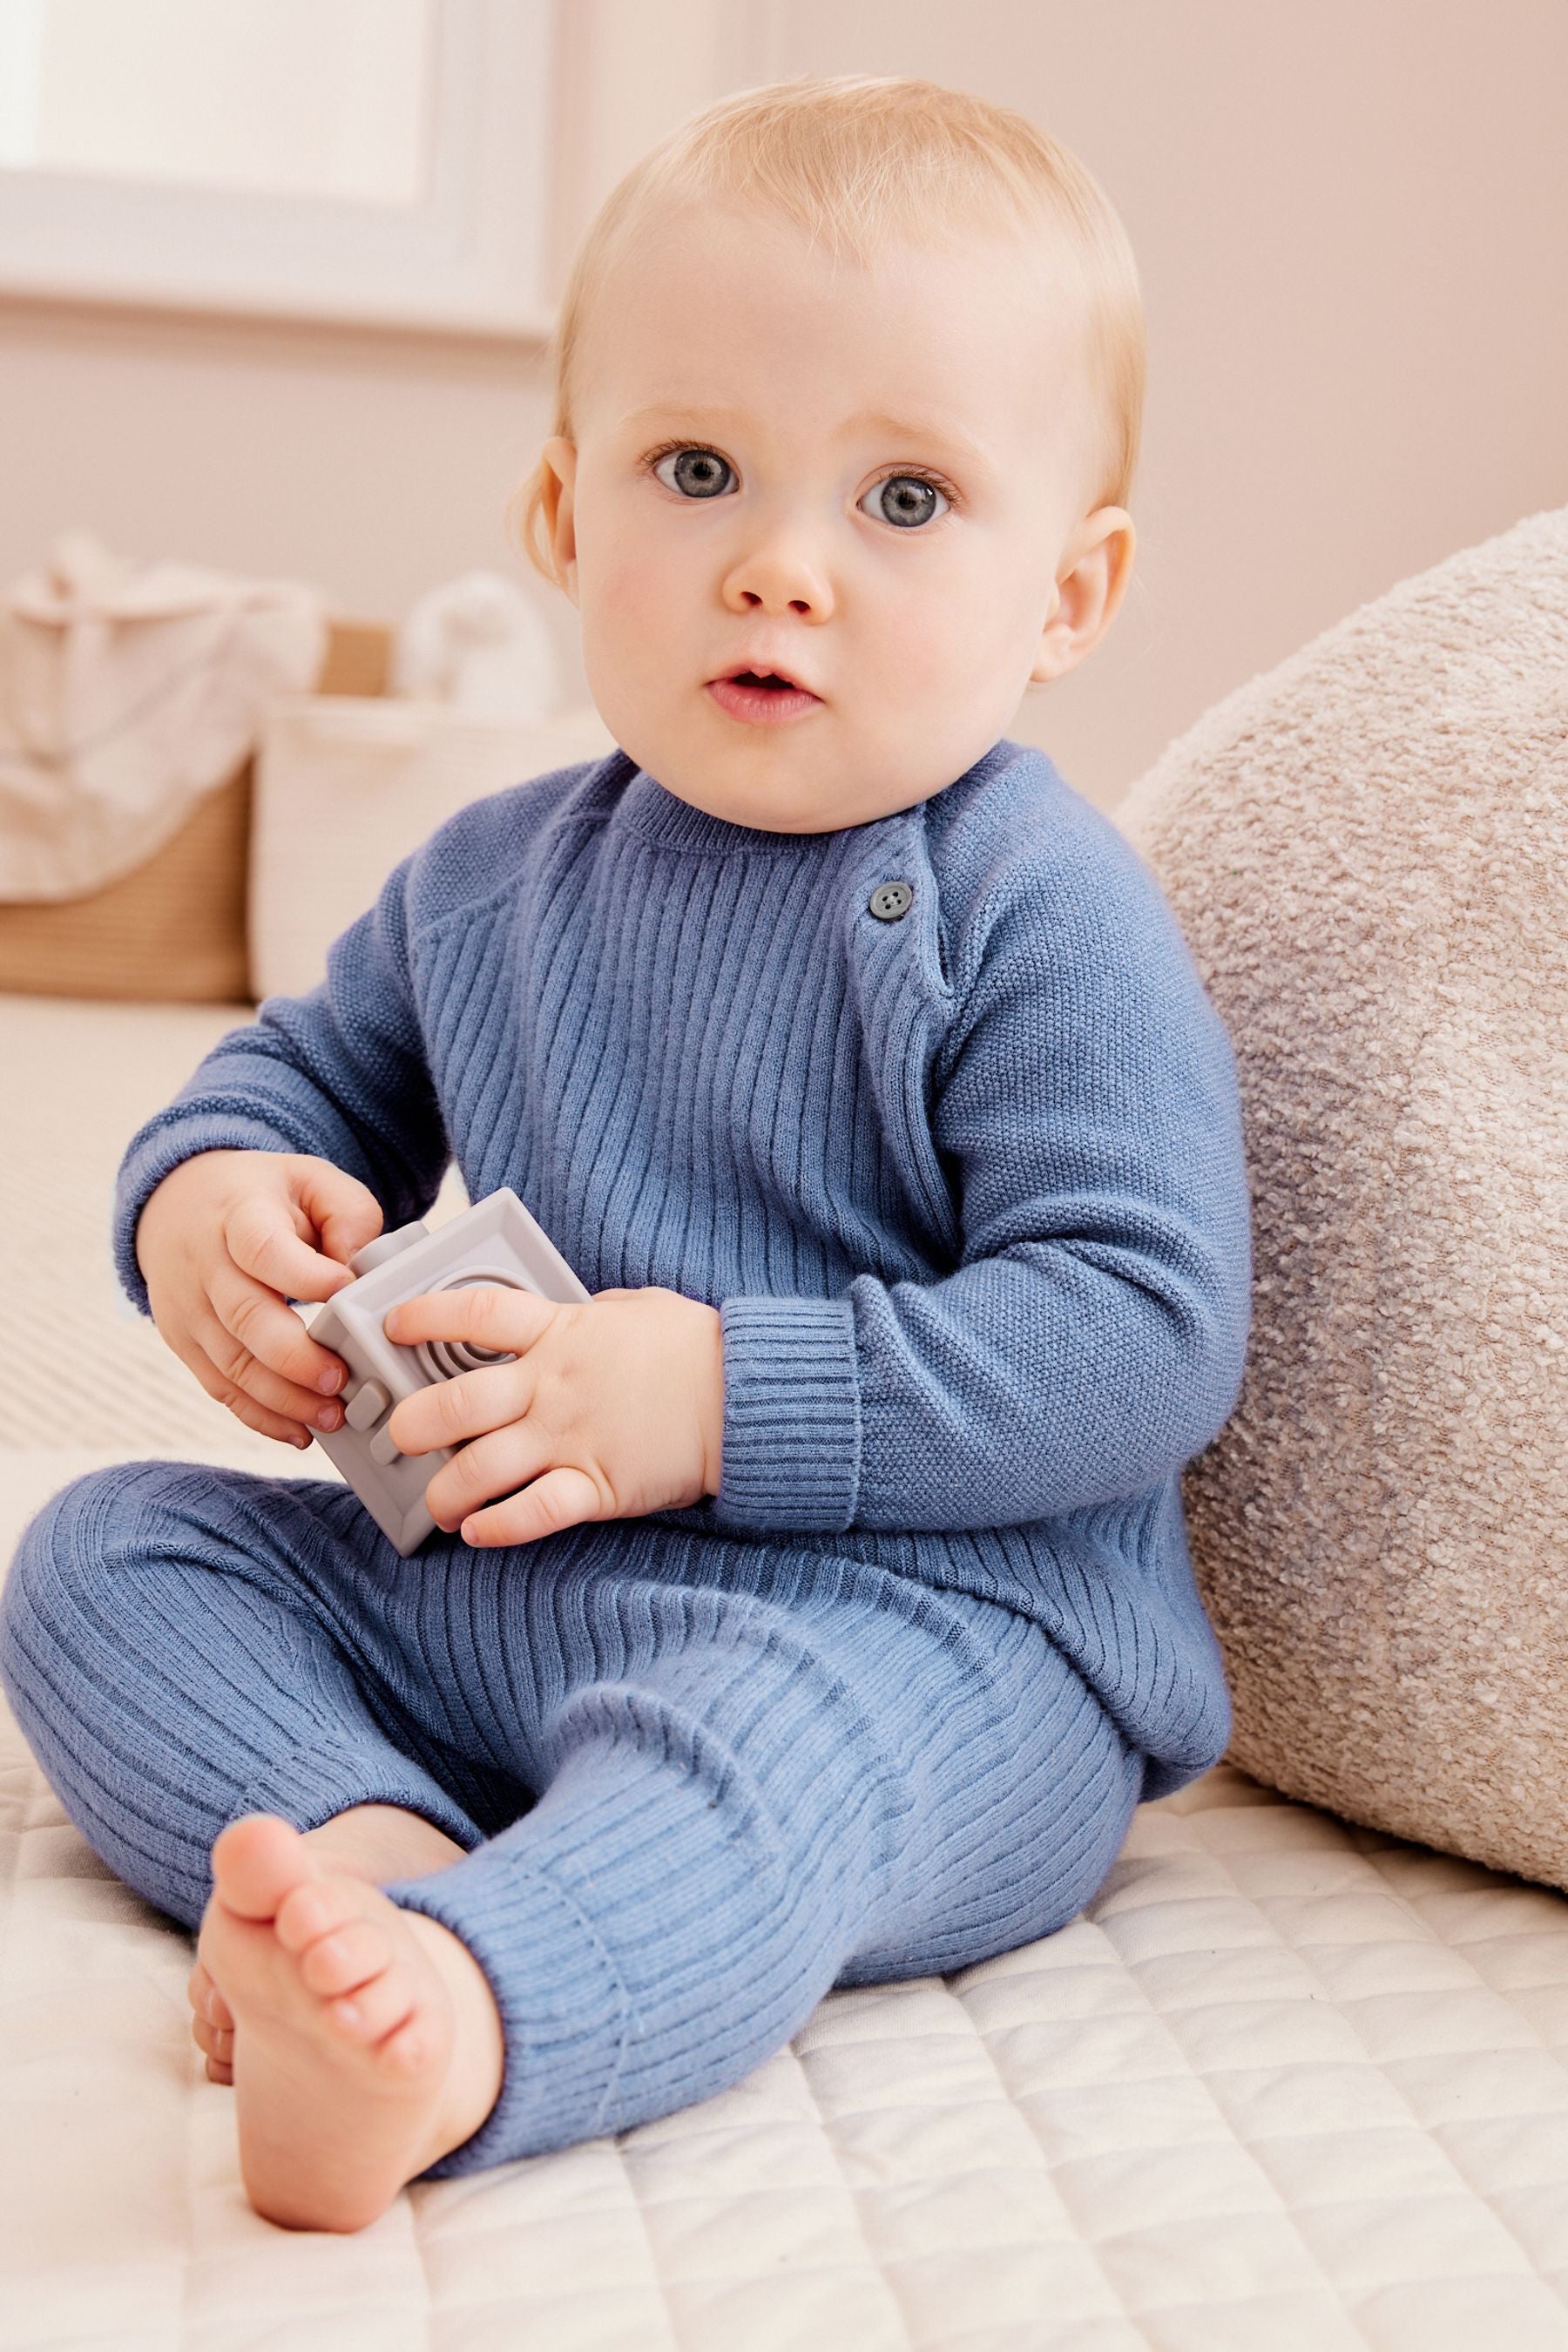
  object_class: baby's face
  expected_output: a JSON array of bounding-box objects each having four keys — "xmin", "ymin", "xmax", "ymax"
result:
[{"xmin": 541, "ymin": 201, "xmax": 1131, "ymax": 833}]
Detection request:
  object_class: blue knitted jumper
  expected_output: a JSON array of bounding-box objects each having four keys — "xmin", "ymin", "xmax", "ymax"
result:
[
  {"xmin": 111, "ymin": 735, "xmax": 1251, "ymax": 1794},
  {"xmin": 0, "ymin": 731, "xmax": 1253, "ymax": 2169}
]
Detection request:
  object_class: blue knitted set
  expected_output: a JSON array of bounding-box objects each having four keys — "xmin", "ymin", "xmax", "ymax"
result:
[{"xmin": 0, "ymin": 737, "xmax": 1251, "ymax": 2172}]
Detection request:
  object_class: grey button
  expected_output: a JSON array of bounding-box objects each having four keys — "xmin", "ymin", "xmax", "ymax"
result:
[
  {"xmin": 868, "ymin": 880, "xmax": 914, "ymax": 923},
  {"xmin": 343, "ymin": 1377, "xmax": 391, "ymax": 1431},
  {"xmin": 368, "ymin": 1424, "xmax": 402, "ymax": 1466}
]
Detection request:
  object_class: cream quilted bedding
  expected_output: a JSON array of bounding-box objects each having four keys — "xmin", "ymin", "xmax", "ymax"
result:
[{"xmin": 5, "ymin": 991, "xmax": 1568, "ymax": 2351}]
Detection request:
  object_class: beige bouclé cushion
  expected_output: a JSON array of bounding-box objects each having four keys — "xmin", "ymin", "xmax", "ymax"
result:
[{"xmin": 1115, "ymin": 503, "xmax": 1568, "ymax": 1888}]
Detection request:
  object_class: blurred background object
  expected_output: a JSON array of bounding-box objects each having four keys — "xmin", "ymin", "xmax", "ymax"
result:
[
  {"xmin": 0, "ymin": 0, "xmax": 554, "ymax": 335},
  {"xmin": 0, "ymin": 531, "xmax": 326, "ymax": 902},
  {"xmin": 390, "ymin": 571, "xmax": 563, "ymax": 718},
  {"xmin": 0, "ymin": 552, "xmax": 613, "ymax": 1004},
  {"xmin": 250, "ymin": 693, "xmax": 612, "ymax": 1002},
  {"xmin": 0, "ymin": 571, "xmax": 355, "ymax": 1011}
]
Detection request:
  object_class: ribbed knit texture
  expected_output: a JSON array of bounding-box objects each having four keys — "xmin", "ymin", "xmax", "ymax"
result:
[
  {"xmin": 1, "ymin": 1456, "xmax": 1144, "ymax": 2169},
  {"xmin": 108, "ymin": 735, "xmax": 1253, "ymax": 1787}
]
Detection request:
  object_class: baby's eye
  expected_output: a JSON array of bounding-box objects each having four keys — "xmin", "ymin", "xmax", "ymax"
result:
[
  {"xmin": 645, "ymin": 445, "xmax": 956, "ymax": 527},
  {"xmin": 650, "ymin": 445, "xmax": 733, "ymax": 500},
  {"xmin": 862, "ymin": 473, "xmax": 951, "ymax": 530}
]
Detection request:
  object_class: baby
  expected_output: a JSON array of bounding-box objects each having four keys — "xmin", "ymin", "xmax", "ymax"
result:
[{"xmin": 0, "ymin": 74, "xmax": 1251, "ymax": 2232}]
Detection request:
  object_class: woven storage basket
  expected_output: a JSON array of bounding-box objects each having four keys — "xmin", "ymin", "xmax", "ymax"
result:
[{"xmin": 0, "ymin": 621, "xmax": 389, "ymax": 1003}]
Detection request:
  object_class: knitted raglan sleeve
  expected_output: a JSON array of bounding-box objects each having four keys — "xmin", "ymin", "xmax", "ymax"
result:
[
  {"xmin": 112, "ymin": 849, "xmax": 449, "ymax": 1317},
  {"xmin": 710, "ymin": 817, "xmax": 1253, "ymax": 1534}
]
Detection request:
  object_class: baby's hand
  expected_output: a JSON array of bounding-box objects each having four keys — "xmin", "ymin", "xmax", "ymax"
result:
[
  {"xmin": 136, "ymin": 1148, "xmax": 381, "ymax": 1448},
  {"xmin": 382, "ymin": 1285, "xmax": 724, "ymax": 1545}
]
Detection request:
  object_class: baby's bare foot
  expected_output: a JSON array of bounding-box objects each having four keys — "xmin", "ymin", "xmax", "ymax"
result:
[
  {"xmin": 196, "ymin": 1814, "xmax": 505, "ymax": 2232},
  {"xmin": 188, "ymin": 1806, "xmax": 468, "ymax": 2085}
]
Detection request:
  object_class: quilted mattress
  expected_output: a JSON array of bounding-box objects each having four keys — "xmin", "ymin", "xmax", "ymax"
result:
[{"xmin": 4, "ymin": 990, "xmax": 1568, "ymax": 2350}]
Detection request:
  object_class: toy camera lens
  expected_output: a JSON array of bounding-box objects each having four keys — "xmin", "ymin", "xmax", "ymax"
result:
[{"xmin": 418, "ymin": 1335, "xmax": 521, "ymax": 1383}]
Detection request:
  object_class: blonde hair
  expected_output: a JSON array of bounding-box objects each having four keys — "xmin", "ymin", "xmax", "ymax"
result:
[{"xmin": 514, "ymin": 73, "xmax": 1145, "ymax": 590}]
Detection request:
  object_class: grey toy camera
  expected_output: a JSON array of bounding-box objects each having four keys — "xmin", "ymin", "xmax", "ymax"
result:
[{"xmin": 302, "ymin": 1186, "xmax": 591, "ymax": 1556}]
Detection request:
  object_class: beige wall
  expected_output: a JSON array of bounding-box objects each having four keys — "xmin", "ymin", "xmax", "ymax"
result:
[{"xmin": 1, "ymin": 0, "xmax": 1564, "ymax": 809}]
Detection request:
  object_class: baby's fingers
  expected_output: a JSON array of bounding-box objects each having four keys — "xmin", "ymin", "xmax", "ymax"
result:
[
  {"xmin": 223, "ymin": 1186, "xmax": 358, "ymax": 1307},
  {"xmin": 289, "ymin": 1159, "xmax": 386, "ymax": 1281},
  {"xmin": 463, "ymin": 1465, "xmax": 603, "ymax": 1546},
  {"xmin": 385, "ymin": 1283, "xmax": 558, "ymax": 1357},
  {"xmin": 170, "ymin": 1327, "xmax": 317, "ymax": 1448},
  {"xmin": 207, "ymin": 1262, "xmax": 348, "ymax": 1412},
  {"xmin": 193, "ymin": 1294, "xmax": 348, "ymax": 1443}
]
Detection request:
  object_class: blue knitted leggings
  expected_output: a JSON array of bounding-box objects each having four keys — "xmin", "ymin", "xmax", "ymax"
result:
[{"xmin": 0, "ymin": 1459, "xmax": 1143, "ymax": 2175}]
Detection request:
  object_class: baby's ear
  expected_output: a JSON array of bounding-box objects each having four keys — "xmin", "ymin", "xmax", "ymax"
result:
[
  {"xmin": 1031, "ymin": 507, "xmax": 1136, "ymax": 684},
  {"xmin": 539, "ymin": 436, "xmax": 580, "ymax": 598}
]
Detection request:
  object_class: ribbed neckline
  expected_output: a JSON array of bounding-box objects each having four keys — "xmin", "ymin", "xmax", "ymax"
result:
[{"xmin": 612, "ymin": 762, "xmax": 861, "ymax": 858}]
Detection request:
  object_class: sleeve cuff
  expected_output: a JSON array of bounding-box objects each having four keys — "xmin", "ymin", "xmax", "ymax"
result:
[{"xmin": 711, "ymin": 1294, "xmax": 861, "ymax": 1533}]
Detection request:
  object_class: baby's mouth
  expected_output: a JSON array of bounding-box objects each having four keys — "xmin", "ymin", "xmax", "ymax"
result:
[{"xmin": 706, "ymin": 668, "xmax": 823, "ymax": 725}]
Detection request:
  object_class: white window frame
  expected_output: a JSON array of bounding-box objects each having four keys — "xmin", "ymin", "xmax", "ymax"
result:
[{"xmin": 0, "ymin": 0, "xmax": 558, "ymax": 338}]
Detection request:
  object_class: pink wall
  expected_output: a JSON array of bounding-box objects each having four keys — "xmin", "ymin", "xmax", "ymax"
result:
[{"xmin": 1, "ymin": 0, "xmax": 1564, "ymax": 808}]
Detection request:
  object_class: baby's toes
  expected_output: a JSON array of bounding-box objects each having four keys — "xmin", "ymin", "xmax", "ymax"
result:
[
  {"xmin": 297, "ymin": 1916, "xmax": 391, "ymax": 2002},
  {"xmin": 191, "ymin": 2007, "xmax": 234, "ymax": 2083},
  {"xmin": 192, "ymin": 2006, "xmax": 233, "ymax": 2061},
  {"xmin": 186, "ymin": 1957, "xmax": 233, "ymax": 2032},
  {"xmin": 273, "ymin": 1875, "xmax": 361, "ymax": 1957},
  {"xmin": 322, "ymin": 1952, "xmax": 418, "ymax": 2048}
]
